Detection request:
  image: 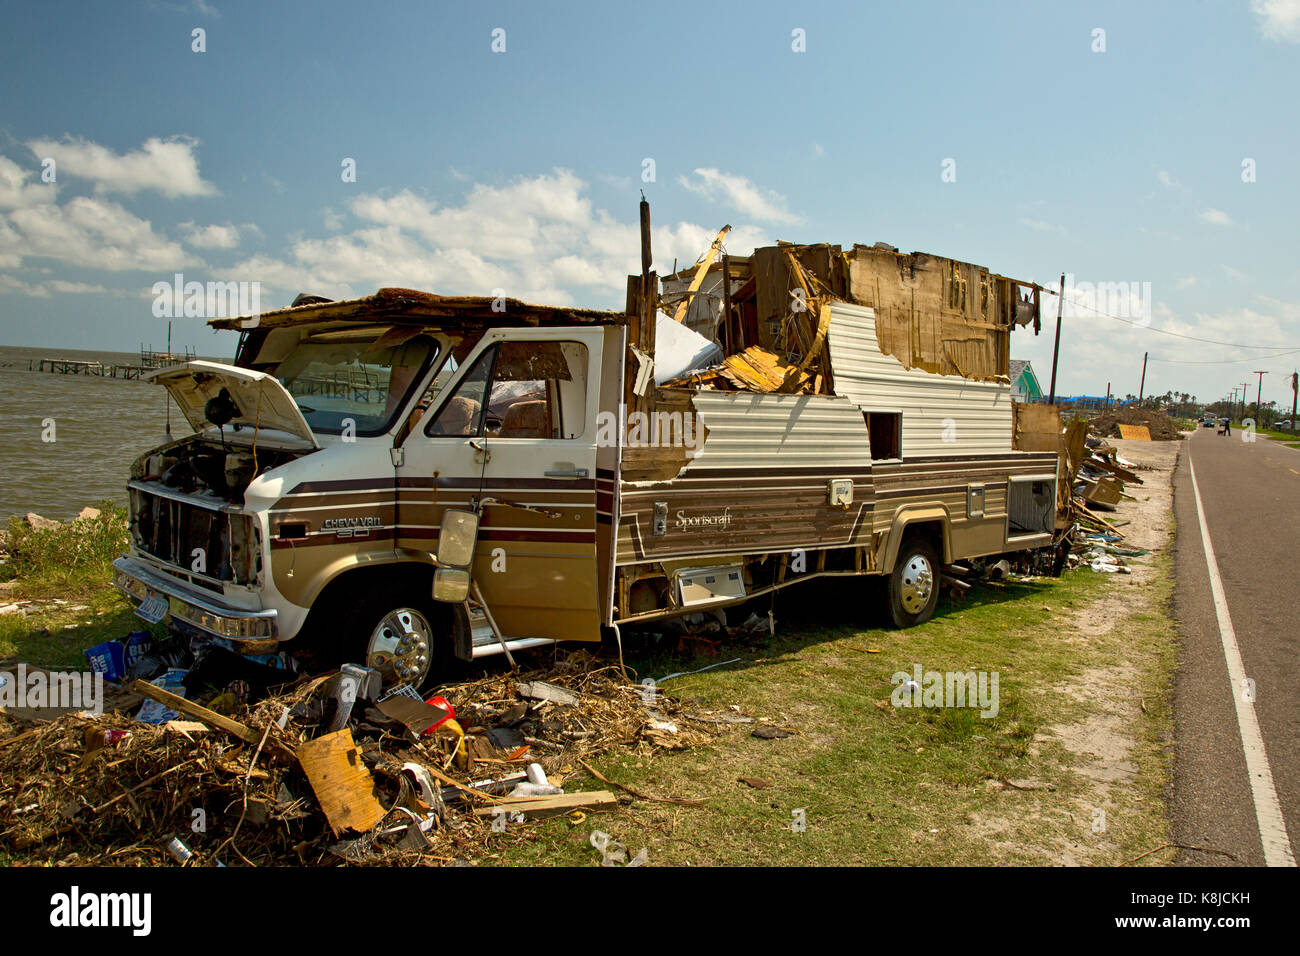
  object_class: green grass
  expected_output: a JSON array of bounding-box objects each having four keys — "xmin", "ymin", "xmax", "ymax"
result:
[
  {"xmin": 493, "ymin": 561, "xmax": 1177, "ymax": 867},
  {"xmin": 1, "ymin": 500, "xmax": 1178, "ymax": 867},
  {"xmin": 1, "ymin": 502, "xmax": 129, "ymax": 600},
  {"xmin": 0, "ymin": 502, "xmax": 164, "ymax": 669},
  {"xmin": 1257, "ymin": 428, "xmax": 1300, "ymax": 448}
]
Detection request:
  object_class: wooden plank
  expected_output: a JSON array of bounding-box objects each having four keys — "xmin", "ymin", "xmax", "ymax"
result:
[
  {"xmin": 1117, "ymin": 424, "xmax": 1152, "ymax": 441},
  {"xmin": 297, "ymin": 728, "xmax": 387, "ymax": 836},
  {"xmin": 129, "ymin": 679, "xmax": 295, "ymax": 760},
  {"xmin": 472, "ymin": 790, "xmax": 618, "ymax": 820},
  {"xmin": 1088, "ymin": 456, "xmax": 1144, "ymax": 485}
]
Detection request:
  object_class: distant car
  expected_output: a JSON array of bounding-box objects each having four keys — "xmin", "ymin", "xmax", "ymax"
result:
[{"xmin": 1201, "ymin": 416, "xmax": 1216, "ymax": 427}]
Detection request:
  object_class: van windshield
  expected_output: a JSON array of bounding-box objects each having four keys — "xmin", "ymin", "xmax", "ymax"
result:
[{"xmin": 271, "ymin": 328, "xmax": 440, "ymax": 436}]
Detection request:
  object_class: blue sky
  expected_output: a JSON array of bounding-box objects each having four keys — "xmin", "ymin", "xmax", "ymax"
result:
[{"xmin": 2, "ymin": 0, "xmax": 1299, "ymax": 406}]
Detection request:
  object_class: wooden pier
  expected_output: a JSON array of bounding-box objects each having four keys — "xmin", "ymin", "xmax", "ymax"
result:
[{"xmin": 31, "ymin": 345, "xmax": 197, "ymax": 380}]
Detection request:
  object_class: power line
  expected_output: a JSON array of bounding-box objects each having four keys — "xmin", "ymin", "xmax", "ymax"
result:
[
  {"xmin": 1038, "ymin": 289, "xmax": 1300, "ymax": 351},
  {"xmin": 1145, "ymin": 348, "xmax": 1300, "ymax": 365}
]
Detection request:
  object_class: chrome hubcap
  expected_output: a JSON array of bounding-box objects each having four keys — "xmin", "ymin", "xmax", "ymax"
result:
[
  {"xmin": 899, "ymin": 555, "xmax": 934, "ymax": 614},
  {"xmin": 366, "ymin": 608, "xmax": 433, "ymax": 687}
]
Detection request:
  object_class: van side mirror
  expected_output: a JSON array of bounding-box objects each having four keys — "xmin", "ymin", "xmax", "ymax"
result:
[{"xmin": 433, "ymin": 509, "xmax": 479, "ymax": 602}]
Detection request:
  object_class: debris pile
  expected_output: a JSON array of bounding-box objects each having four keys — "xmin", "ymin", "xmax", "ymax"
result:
[
  {"xmin": 1090, "ymin": 407, "xmax": 1181, "ymax": 441},
  {"xmin": 1061, "ymin": 429, "xmax": 1152, "ymax": 572},
  {"xmin": 0, "ymin": 651, "xmax": 712, "ymax": 866}
]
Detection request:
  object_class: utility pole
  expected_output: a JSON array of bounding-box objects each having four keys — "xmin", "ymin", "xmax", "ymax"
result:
[
  {"xmin": 1048, "ymin": 272, "xmax": 1064, "ymax": 404},
  {"xmin": 1138, "ymin": 351, "xmax": 1148, "ymax": 404},
  {"xmin": 1105, "ymin": 382, "xmax": 1111, "ymax": 409},
  {"xmin": 1241, "ymin": 382, "xmax": 1250, "ymax": 421},
  {"xmin": 1253, "ymin": 370, "xmax": 1267, "ymax": 423},
  {"xmin": 1292, "ymin": 371, "xmax": 1298, "ymax": 423}
]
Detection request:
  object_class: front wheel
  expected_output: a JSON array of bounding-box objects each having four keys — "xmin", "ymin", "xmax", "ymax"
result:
[
  {"xmin": 886, "ymin": 537, "xmax": 940, "ymax": 628},
  {"xmin": 340, "ymin": 589, "xmax": 450, "ymax": 692}
]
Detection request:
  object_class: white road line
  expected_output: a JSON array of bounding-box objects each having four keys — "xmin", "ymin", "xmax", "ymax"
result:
[{"xmin": 1188, "ymin": 454, "xmax": 1297, "ymax": 866}]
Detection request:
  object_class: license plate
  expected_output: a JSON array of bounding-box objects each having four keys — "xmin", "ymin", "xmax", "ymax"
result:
[{"xmin": 135, "ymin": 595, "xmax": 170, "ymax": 624}]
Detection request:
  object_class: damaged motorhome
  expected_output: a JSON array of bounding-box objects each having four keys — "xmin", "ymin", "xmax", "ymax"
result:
[{"xmin": 113, "ymin": 215, "xmax": 1060, "ymax": 691}]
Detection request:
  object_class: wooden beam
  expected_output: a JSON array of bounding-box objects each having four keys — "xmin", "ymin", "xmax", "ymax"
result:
[
  {"xmin": 472, "ymin": 790, "xmax": 618, "ymax": 820},
  {"xmin": 672, "ymin": 224, "xmax": 732, "ymax": 323},
  {"xmin": 128, "ymin": 680, "xmax": 295, "ymax": 760}
]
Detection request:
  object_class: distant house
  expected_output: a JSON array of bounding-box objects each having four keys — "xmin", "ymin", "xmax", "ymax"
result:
[{"xmin": 1008, "ymin": 359, "xmax": 1044, "ymax": 402}]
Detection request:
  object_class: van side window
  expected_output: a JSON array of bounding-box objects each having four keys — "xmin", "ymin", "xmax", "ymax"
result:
[
  {"xmin": 422, "ymin": 340, "xmax": 588, "ymax": 439},
  {"xmin": 424, "ymin": 349, "xmax": 493, "ymax": 437},
  {"xmin": 489, "ymin": 341, "xmax": 588, "ymax": 439}
]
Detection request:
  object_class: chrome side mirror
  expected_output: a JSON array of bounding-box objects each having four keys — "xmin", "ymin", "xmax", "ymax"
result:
[{"xmin": 433, "ymin": 509, "xmax": 479, "ymax": 602}]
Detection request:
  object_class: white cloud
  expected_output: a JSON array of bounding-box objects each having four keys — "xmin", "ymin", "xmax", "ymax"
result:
[
  {"xmin": 677, "ymin": 168, "xmax": 801, "ymax": 225},
  {"xmin": 0, "ymin": 156, "xmax": 55, "ymax": 211},
  {"xmin": 180, "ymin": 220, "xmax": 240, "ymax": 248},
  {"xmin": 1252, "ymin": 0, "xmax": 1300, "ymax": 41},
  {"xmin": 1198, "ymin": 208, "xmax": 1233, "ymax": 226},
  {"xmin": 1176, "ymin": 276, "xmax": 1197, "ymax": 288},
  {"xmin": 230, "ymin": 169, "xmax": 771, "ymax": 304},
  {"xmin": 6, "ymin": 195, "xmax": 199, "ymax": 271},
  {"xmin": 0, "ymin": 275, "xmax": 120, "ymax": 298},
  {"xmin": 0, "ymin": 219, "xmax": 22, "ymax": 269},
  {"xmin": 1156, "ymin": 168, "xmax": 1179, "ymax": 187},
  {"xmin": 26, "ymin": 136, "xmax": 217, "ymax": 198}
]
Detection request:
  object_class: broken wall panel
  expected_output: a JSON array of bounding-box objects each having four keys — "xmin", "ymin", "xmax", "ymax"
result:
[
  {"xmin": 750, "ymin": 244, "xmax": 848, "ymax": 351},
  {"xmin": 845, "ymin": 246, "xmax": 1010, "ymax": 381},
  {"xmin": 826, "ymin": 302, "xmax": 1013, "ymax": 457}
]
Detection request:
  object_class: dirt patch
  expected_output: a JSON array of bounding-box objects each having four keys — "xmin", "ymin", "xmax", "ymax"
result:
[{"xmin": 965, "ymin": 438, "xmax": 1180, "ymax": 865}]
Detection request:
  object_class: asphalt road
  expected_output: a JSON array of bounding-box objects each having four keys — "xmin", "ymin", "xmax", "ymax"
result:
[{"xmin": 1171, "ymin": 425, "xmax": 1300, "ymax": 866}]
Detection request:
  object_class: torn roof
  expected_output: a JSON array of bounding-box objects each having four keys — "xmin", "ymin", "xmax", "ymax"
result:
[{"xmin": 208, "ymin": 286, "xmax": 627, "ymax": 332}]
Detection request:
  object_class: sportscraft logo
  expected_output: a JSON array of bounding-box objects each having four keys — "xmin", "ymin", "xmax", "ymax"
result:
[{"xmin": 49, "ymin": 886, "xmax": 151, "ymax": 936}]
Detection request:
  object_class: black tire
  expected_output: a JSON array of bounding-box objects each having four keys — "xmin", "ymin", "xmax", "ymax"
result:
[
  {"xmin": 886, "ymin": 536, "xmax": 940, "ymax": 628},
  {"xmin": 335, "ymin": 584, "xmax": 453, "ymax": 693}
]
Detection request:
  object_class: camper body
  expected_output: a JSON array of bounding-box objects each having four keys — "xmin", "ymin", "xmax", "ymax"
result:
[{"xmin": 113, "ymin": 246, "xmax": 1058, "ymax": 690}]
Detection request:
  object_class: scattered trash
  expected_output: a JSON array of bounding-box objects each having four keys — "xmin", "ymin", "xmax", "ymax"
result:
[
  {"xmin": 165, "ymin": 836, "xmax": 194, "ymax": 864},
  {"xmin": 135, "ymin": 669, "xmax": 188, "ymax": 725},
  {"xmin": 0, "ymin": 651, "xmax": 715, "ymax": 865}
]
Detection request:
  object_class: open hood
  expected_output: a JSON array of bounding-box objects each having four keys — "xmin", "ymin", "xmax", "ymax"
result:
[{"xmin": 148, "ymin": 360, "xmax": 319, "ymax": 448}]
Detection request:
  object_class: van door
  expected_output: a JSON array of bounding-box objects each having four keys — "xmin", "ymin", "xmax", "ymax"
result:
[{"xmin": 395, "ymin": 327, "xmax": 605, "ymax": 642}]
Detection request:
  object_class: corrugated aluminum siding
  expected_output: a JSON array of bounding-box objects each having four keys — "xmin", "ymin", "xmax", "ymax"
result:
[
  {"xmin": 681, "ymin": 391, "xmax": 871, "ymax": 473},
  {"xmin": 826, "ymin": 301, "xmax": 1013, "ymax": 458}
]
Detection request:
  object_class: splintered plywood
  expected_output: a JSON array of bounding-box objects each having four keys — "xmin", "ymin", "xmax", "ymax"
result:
[
  {"xmin": 1117, "ymin": 424, "xmax": 1152, "ymax": 441},
  {"xmin": 1012, "ymin": 402, "xmax": 1064, "ymax": 453},
  {"xmin": 297, "ymin": 728, "xmax": 386, "ymax": 836},
  {"xmin": 846, "ymin": 246, "xmax": 1009, "ymax": 381}
]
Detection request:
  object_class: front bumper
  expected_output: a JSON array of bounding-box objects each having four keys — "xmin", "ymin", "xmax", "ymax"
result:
[{"xmin": 113, "ymin": 555, "xmax": 279, "ymax": 652}]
